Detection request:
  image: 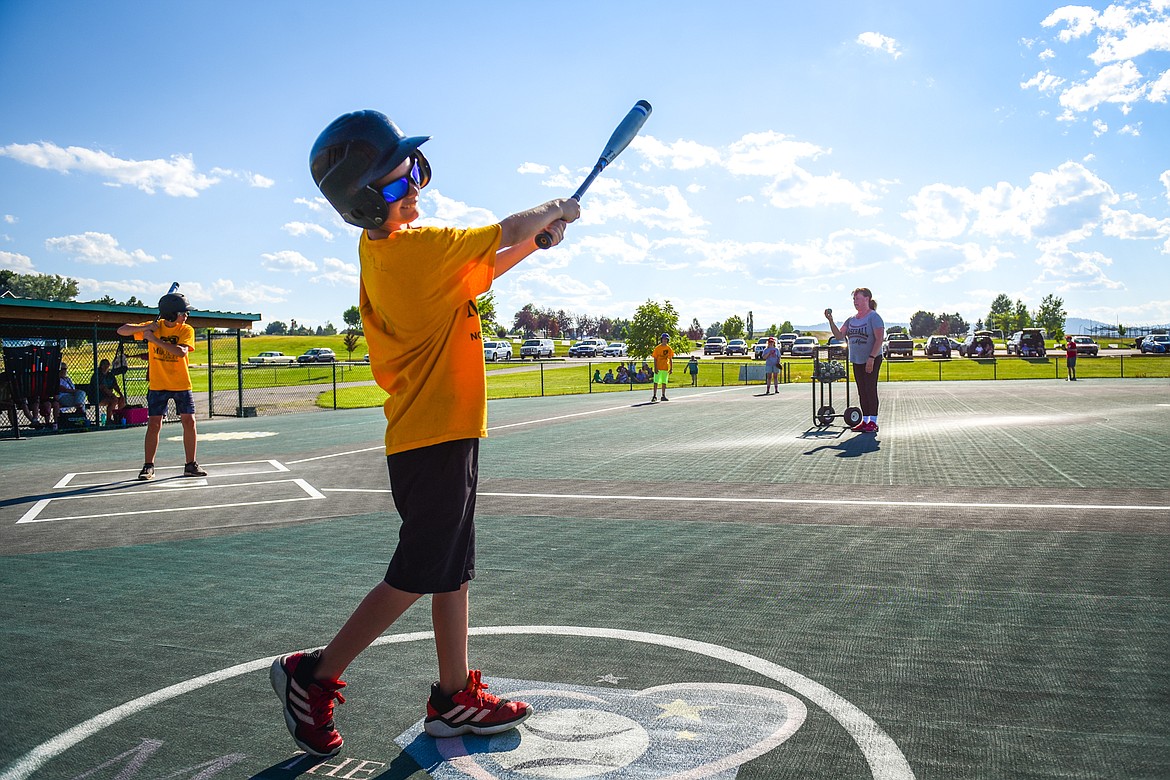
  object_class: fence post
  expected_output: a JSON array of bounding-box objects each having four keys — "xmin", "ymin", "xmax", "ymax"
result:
[
  {"xmin": 540, "ymin": 361, "xmax": 545, "ymax": 397},
  {"xmin": 332, "ymin": 361, "xmax": 338, "ymax": 409},
  {"xmin": 588, "ymin": 361, "xmax": 592, "ymax": 393},
  {"xmin": 207, "ymin": 330, "xmax": 215, "ymax": 418},
  {"xmin": 1120, "ymin": 355, "xmax": 1124, "ymax": 378},
  {"xmin": 236, "ymin": 330, "xmax": 244, "ymax": 417},
  {"xmin": 721, "ymin": 362, "xmax": 725, "ymax": 386}
]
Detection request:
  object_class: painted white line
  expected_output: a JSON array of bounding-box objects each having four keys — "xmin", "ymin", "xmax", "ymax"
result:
[
  {"xmin": 0, "ymin": 626, "xmax": 912, "ymax": 780},
  {"xmin": 285, "ymin": 388, "xmax": 742, "ymax": 465},
  {"xmin": 323, "ymin": 486, "xmax": 1166, "ymax": 513},
  {"xmin": 488, "ymin": 387, "xmax": 740, "ymax": 432},
  {"xmin": 52, "ymin": 460, "xmax": 290, "ymax": 488},
  {"xmin": 156, "ymin": 479, "xmax": 208, "ymax": 488},
  {"xmin": 287, "ymin": 446, "xmax": 383, "ymax": 464},
  {"xmin": 14, "ymin": 478, "xmax": 325, "ymax": 525},
  {"xmin": 475, "ymin": 490, "xmax": 1169, "ymax": 513}
]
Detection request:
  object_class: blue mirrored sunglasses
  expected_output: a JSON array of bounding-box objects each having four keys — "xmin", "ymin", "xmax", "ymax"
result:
[{"xmin": 379, "ymin": 159, "xmax": 424, "ymax": 204}]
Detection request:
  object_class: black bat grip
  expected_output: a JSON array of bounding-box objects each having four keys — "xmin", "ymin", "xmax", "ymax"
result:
[{"xmin": 535, "ymin": 193, "xmax": 582, "ymax": 250}]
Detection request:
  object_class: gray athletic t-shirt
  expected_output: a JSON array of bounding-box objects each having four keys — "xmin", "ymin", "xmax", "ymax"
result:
[{"xmin": 844, "ymin": 310, "xmax": 885, "ymax": 364}]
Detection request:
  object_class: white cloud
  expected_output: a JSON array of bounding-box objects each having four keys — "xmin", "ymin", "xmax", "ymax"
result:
[
  {"xmin": 1033, "ymin": 247, "xmax": 1125, "ymax": 291},
  {"xmin": 417, "ymin": 188, "xmax": 498, "ymax": 228},
  {"xmin": 0, "ymin": 142, "xmax": 219, "ymax": 196},
  {"xmin": 1092, "ymin": 118, "xmax": 1109, "ymax": 135},
  {"xmin": 44, "ymin": 232, "xmax": 160, "ymax": 266},
  {"xmin": 1042, "ymin": 5, "xmax": 1100, "ymax": 42},
  {"xmin": 1161, "ymin": 169, "xmax": 1170, "ymax": 202},
  {"xmin": 211, "ymin": 278, "xmax": 288, "ymax": 306},
  {"xmin": 631, "ymin": 136, "xmax": 722, "ymax": 170},
  {"xmin": 311, "ymin": 257, "xmax": 359, "ymax": 286},
  {"xmin": 517, "ymin": 162, "xmax": 549, "ymax": 175},
  {"xmin": 1058, "ymin": 60, "xmax": 1146, "ymax": 113},
  {"xmin": 856, "ymin": 31, "xmax": 903, "ymax": 59},
  {"xmin": 210, "ymin": 167, "xmax": 276, "ymax": 188},
  {"xmin": 283, "ymin": 221, "xmax": 334, "ymax": 241},
  {"xmin": 1033, "ymin": 1, "xmax": 1170, "ymax": 119},
  {"xmin": 260, "ymin": 250, "xmax": 317, "ymax": 274},
  {"xmin": 1021, "ymin": 69, "xmax": 1066, "ymax": 94},
  {"xmin": 0, "ymin": 250, "xmax": 35, "ymax": 272},
  {"xmin": 3, "ymin": 215, "xmax": 16, "ymax": 224}
]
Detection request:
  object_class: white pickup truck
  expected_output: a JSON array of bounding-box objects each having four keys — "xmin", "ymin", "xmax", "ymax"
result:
[{"xmin": 247, "ymin": 351, "xmax": 297, "ymax": 364}]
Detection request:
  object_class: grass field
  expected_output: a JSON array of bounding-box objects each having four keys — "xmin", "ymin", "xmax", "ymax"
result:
[{"xmin": 318, "ymin": 354, "xmax": 1170, "ymax": 409}]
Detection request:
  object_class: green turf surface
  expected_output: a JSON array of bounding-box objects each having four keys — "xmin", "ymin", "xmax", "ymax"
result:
[{"xmin": 2, "ymin": 381, "xmax": 1167, "ymax": 779}]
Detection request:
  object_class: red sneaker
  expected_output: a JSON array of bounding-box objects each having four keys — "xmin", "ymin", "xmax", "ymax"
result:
[
  {"xmin": 864, "ymin": 421, "xmax": 879, "ymax": 433},
  {"xmin": 424, "ymin": 670, "xmax": 533, "ymax": 738},
  {"xmin": 850, "ymin": 422, "xmax": 867, "ymax": 432},
  {"xmin": 270, "ymin": 650, "xmax": 346, "ymax": 756}
]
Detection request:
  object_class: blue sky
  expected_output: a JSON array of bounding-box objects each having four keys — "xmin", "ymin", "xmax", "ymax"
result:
[{"xmin": 1, "ymin": 0, "xmax": 1168, "ymax": 333}]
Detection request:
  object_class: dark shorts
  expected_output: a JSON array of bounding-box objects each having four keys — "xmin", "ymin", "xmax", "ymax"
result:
[
  {"xmin": 146, "ymin": 389, "xmax": 196, "ymax": 417},
  {"xmin": 384, "ymin": 438, "xmax": 479, "ymax": 594}
]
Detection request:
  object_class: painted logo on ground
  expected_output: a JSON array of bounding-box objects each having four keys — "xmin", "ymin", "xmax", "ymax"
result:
[{"xmin": 397, "ymin": 679, "xmax": 806, "ymax": 779}]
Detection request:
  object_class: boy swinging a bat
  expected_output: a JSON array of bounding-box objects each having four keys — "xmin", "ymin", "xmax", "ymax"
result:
[{"xmin": 270, "ymin": 110, "xmax": 579, "ymax": 757}]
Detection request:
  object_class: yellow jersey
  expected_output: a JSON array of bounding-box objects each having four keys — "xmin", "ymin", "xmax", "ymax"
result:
[
  {"xmin": 133, "ymin": 320, "xmax": 195, "ymax": 391},
  {"xmin": 359, "ymin": 224, "xmax": 500, "ymax": 455},
  {"xmin": 652, "ymin": 343, "xmax": 674, "ymax": 372}
]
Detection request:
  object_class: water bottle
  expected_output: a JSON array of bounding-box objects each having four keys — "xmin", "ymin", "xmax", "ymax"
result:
[{"xmin": 99, "ymin": 409, "xmax": 107, "ymax": 426}]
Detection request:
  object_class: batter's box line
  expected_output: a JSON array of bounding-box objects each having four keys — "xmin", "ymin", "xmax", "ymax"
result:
[
  {"xmin": 52, "ymin": 459, "xmax": 290, "ymax": 489},
  {"xmin": 16, "ymin": 477, "xmax": 324, "ymax": 525}
]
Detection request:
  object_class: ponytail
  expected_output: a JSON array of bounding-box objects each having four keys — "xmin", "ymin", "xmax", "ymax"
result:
[{"xmin": 870, "ymin": 299, "xmax": 877, "ymax": 311}]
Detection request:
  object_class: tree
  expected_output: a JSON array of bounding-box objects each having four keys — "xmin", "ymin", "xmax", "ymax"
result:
[
  {"xmin": 1117, "ymin": 323, "xmax": 1127, "ymax": 337},
  {"xmin": 513, "ymin": 303, "xmax": 539, "ymax": 336},
  {"xmin": 705, "ymin": 322, "xmax": 722, "ymax": 337},
  {"xmin": 686, "ymin": 318, "xmax": 703, "ymax": 341},
  {"xmin": 1033, "ymin": 294, "xmax": 1066, "ymax": 339},
  {"xmin": 1011, "ymin": 299, "xmax": 1031, "ymax": 332},
  {"xmin": 123, "ymin": 295, "xmax": 146, "ymax": 307},
  {"xmin": 746, "ymin": 311, "xmax": 754, "ymax": 340},
  {"xmin": 322, "ymin": 321, "xmax": 337, "ymax": 336},
  {"xmin": 722, "ymin": 315, "xmax": 746, "ymax": 340},
  {"xmin": 474, "ymin": 293, "xmax": 497, "ymax": 334},
  {"xmin": 342, "ymin": 330, "xmax": 361, "ymax": 361},
  {"xmin": 342, "ymin": 305, "xmax": 362, "ymax": 334},
  {"xmin": 627, "ymin": 299, "xmax": 685, "ymax": 358},
  {"xmin": 909, "ymin": 310, "xmax": 938, "ymax": 338},
  {"xmin": 986, "ymin": 294, "xmax": 1013, "ymax": 336},
  {"xmin": 0, "ymin": 270, "xmax": 79, "ymax": 301},
  {"xmin": 765, "ymin": 323, "xmax": 779, "ymax": 336},
  {"xmin": 780, "ymin": 320, "xmax": 794, "ymax": 334},
  {"xmin": 264, "ymin": 321, "xmax": 288, "ymax": 335}
]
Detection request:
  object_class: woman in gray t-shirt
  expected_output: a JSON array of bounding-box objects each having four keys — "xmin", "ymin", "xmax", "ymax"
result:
[{"xmin": 825, "ymin": 287, "xmax": 885, "ymax": 433}]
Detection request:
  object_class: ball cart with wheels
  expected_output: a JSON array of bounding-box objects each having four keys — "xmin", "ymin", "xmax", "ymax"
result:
[{"xmin": 811, "ymin": 345, "xmax": 862, "ymax": 429}]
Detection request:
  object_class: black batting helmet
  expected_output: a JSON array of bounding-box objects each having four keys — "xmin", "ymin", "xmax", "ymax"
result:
[
  {"xmin": 310, "ymin": 110, "xmax": 431, "ymax": 231},
  {"xmin": 158, "ymin": 292, "xmax": 190, "ymax": 321}
]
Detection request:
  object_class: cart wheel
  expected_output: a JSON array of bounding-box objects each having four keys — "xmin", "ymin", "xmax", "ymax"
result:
[
  {"xmin": 816, "ymin": 405, "xmax": 835, "ymax": 427},
  {"xmin": 844, "ymin": 407, "xmax": 862, "ymax": 428}
]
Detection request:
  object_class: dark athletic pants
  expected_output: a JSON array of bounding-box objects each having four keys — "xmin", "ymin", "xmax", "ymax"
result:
[{"xmin": 851, "ymin": 357, "xmax": 882, "ymax": 417}]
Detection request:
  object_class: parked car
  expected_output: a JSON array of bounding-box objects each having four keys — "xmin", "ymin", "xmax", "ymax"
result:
[
  {"xmin": 725, "ymin": 338, "xmax": 749, "ymax": 356},
  {"xmin": 519, "ymin": 338, "xmax": 555, "ymax": 359},
  {"xmin": 568, "ymin": 338, "xmax": 607, "ymax": 358},
  {"xmin": 1139, "ymin": 334, "xmax": 1170, "ymax": 353},
  {"xmin": 882, "ymin": 332, "xmax": 914, "ymax": 359},
  {"xmin": 704, "ymin": 336, "xmax": 727, "ymax": 355},
  {"xmin": 1067, "ymin": 336, "xmax": 1099, "ymax": 356},
  {"xmin": 777, "ymin": 333, "xmax": 799, "ymax": 354},
  {"xmin": 960, "ymin": 331, "xmax": 996, "ymax": 358},
  {"xmin": 790, "ymin": 336, "xmax": 818, "ymax": 357},
  {"xmin": 924, "ymin": 335, "xmax": 952, "ymax": 358},
  {"xmin": 297, "ymin": 348, "xmax": 336, "ymax": 363},
  {"xmin": 247, "ymin": 351, "xmax": 296, "ymax": 364},
  {"xmin": 827, "ymin": 337, "xmax": 848, "ymax": 359},
  {"xmin": 1006, "ymin": 328, "xmax": 1047, "ymax": 357},
  {"xmin": 483, "ymin": 340, "xmax": 513, "ymax": 362},
  {"xmin": 752, "ymin": 338, "xmax": 771, "ymax": 359},
  {"xmin": 603, "ymin": 342, "xmax": 628, "ymax": 357}
]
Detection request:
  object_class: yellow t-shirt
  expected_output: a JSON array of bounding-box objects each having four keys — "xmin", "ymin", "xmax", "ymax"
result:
[
  {"xmin": 652, "ymin": 343, "xmax": 674, "ymax": 372},
  {"xmin": 359, "ymin": 224, "xmax": 500, "ymax": 455},
  {"xmin": 133, "ymin": 320, "xmax": 195, "ymax": 391}
]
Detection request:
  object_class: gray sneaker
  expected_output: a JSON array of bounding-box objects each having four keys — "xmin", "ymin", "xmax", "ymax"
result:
[
  {"xmin": 138, "ymin": 463, "xmax": 155, "ymax": 481},
  {"xmin": 183, "ymin": 462, "xmax": 207, "ymax": 477}
]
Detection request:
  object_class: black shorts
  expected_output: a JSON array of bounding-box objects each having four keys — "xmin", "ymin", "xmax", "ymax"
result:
[{"xmin": 384, "ymin": 438, "xmax": 478, "ymax": 594}]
